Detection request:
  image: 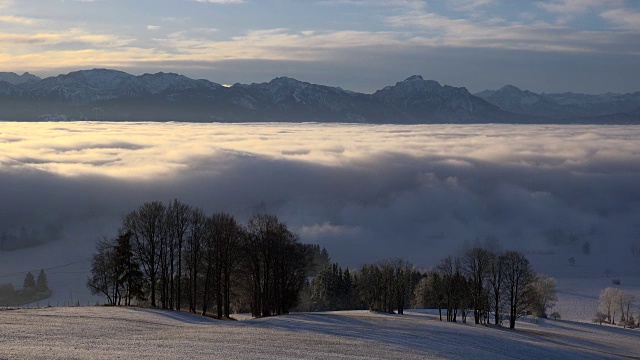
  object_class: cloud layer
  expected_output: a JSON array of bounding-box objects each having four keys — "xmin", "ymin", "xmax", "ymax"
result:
[{"xmin": 1, "ymin": 122, "xmax": 639, "ymax": 276}]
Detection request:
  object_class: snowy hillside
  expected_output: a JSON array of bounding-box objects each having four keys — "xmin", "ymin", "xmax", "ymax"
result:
[{"xmin": 1, "ymin": 307, "xmax": 638, "ymax": 359}]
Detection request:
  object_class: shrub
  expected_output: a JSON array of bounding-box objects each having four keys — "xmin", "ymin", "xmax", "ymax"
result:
[
  {"xmin": 550, "ymin": 311, "xmax": 561, "ymax": 320},
  {"xmin": 593, "ymin": 312, "xmax": 607, "ymax": 325}
]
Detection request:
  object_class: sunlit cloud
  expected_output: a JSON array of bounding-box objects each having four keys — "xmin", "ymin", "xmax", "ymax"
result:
[
  {"xmin": 0, "ymin": 28, "xmax": 132, "ymax": 48},
  {"xmin": 0, "ymin": 15, "xmax": 38, "ymax": 25}
]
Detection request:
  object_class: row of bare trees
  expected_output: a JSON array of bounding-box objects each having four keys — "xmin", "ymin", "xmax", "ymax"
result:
[
  {"xmin": 88, "ymin": 200, "xmax": 311, "ymax": 317},
  {"xmin": 413, "ymin": 248, "xmax": 557, "ymax": 329}
]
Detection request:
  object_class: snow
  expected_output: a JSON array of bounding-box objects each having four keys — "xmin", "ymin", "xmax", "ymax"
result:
[
  {"xmin": 551, "ymin": 277, "xmax": 640, "ymax": 322},
  {"xmin": 1, "ymin": 307, "xmax": 638, "ymax": 359}
]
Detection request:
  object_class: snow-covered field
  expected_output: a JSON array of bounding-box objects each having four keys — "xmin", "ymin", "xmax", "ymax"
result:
[
  {"xmin": 1, "ymin": 307, "xmax": 639, "ymax": 359},
  {"xmin": 552, "ymin": 277, "xmax": 640, "ymax": 322}
]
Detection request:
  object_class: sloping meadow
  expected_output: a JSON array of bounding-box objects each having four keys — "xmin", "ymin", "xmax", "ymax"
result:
[{"xmin": 1, "ymin": 306, "xmax": 639, "ymax": 359}]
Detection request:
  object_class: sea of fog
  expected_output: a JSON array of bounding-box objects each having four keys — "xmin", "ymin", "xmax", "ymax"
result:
[{"xmin": 1, "ymin": 122, "xmax": 639, "ymax": 306}]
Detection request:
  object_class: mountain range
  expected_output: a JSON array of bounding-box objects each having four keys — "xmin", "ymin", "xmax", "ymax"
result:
[{"xmin": 0, "ymin": 69, "xmax": 638, "ymax": 124}]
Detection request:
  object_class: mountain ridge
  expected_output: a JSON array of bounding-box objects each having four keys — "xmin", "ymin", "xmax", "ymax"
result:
[
  {"xmin": 0, "ymin": 69, "xmax": 638, "ymax": 124},
  {"xmin": 475, "ymin": 84, "xmax": 640, "ymax": 122}
]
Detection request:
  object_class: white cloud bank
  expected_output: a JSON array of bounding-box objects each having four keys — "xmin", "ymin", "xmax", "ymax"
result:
[{"xmin": 1, "ymin": 122, "xmax": 639, "ymax": 273}]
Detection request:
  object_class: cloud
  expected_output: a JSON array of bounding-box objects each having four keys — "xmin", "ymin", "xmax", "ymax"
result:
[
  {"xmin": 0, "ymin": 28, "xmax": 132, "ymax": 49},
  {"xmin": 318, "ymin": 0, "xmax": 424, "ymax": 10},
  {"xmin": 146, "ymin": 25, "xmax": 161, "ymax": 31},
  {"xmin": 194, "ymin": 0, "xmax": 244, "ymax": 3},
  {"xmin": 0, "ymin": 33, "xmax": 59, "ymax": 44},
  {"xmin": 1, "ymin": 122, "xmax": 639, "ymax": 277},
  {"xmin": 449, "ymin": 0, "xmax": 496, "ymax": 11},
  {"xmin": 384, "ymin": 6, "xmax": 640, "ymax": 54},
  {"xmin": 0, "ymin": 15, "xmax": 38, "ymax": 25},
  {"xmin": 601, "ymin": 8, "xmax": 640, "ymax": 30},
  {"xmin": 536, "ymin": 0, "xmax": 623, "ymax": 14}
]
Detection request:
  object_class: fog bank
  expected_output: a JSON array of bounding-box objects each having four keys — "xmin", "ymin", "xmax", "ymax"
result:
[{"xmin": 1, "ymin": 122, "xmax": 639, "ymax": 281}]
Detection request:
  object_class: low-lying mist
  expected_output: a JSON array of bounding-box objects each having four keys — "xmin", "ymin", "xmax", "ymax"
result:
[{"xmin": 1, "ymin": 122, "xmax": 639, "ymax": 283}]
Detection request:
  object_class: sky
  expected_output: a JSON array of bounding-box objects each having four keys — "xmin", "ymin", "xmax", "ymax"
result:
[{"xmin": 0, "ymin": 0, "xmax": 640, "ymax": 94}]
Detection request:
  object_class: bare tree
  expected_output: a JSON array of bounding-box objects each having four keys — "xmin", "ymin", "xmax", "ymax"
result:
[
  {"xmin": 599, "ymin": 287, "xmax": 622, "ymax": 324},
  {"xmin": 462, "ymin": 247, "xmax": 492, "ymax": 324},
  {"xmin": 202, "ymin": 212, "xmax": 241, "ymax": 318},
  {"xmin": 244, "ymin": 214, "xmax": 310, "ymax": 317},
  {"xmin": 427, "ymin": 270, "xmax": 445, "ymax": 321},
  {"xmin": 618, "ymin": 291, "xmax": 636, "ymax": 325},
  {"xmin": 527, "ymin": 274, "xmax": 558, "ymax": 318},
  {"xmin": 185, "ymin": 208, "xmax": 207, "ymax": 313},
  {"xmin": 438, "ymin": 256, "xmax": 464, "ymax": 322},
  {"xmin": 501, "ymin": 250, "xmax": 533, "ymax": 329},
  {"xmin": 123, "ymin": 201, "xmax": 167, "ymax": 307},
  {"xmin": 87, "ymin": 237, "xmax": 119, "ymax": 305},
  {"xmin": 487, "ymin": 251, "xmax": 505, "ymax": 325},
  {"xmin": 218, "ymin": 214, "xmax": 243, "ymax": 318},
  {"xmin": 166, "ymin": 199, "xmax": 192, "ymax": 311}
]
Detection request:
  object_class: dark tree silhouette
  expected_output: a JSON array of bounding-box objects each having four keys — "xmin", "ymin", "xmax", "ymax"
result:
[
  {"xmin": 487, "ymin": 251, "xmax": 505, "ymax": 325},
  {"xmin": 114, "ymin": 231, "xmax": 145, "ymax": 306},
  {"xmin": 23, "ymin": 271, "xmax": 35, "ymax": 289},
  {"xmin": 244, "ymin": 214, "xmax": 309, "ymax": 317},
  {"xmin": 501, "ymin": 250, "xmax": 534, "ymax": 329},
  {"xmin": 354, "ymin": 259, "xmax": 416, "ymax": 314},
  {"xmin": 212, "ymin": 213, "xmax": 243, "ymax": 318},
  {"xmin": 462, "ymin": 247, "xmax": 492, "ymax": 324},
  {"xmin": 166, "ymin": 199, "xmax": 191, "ymax": 311},
  {"xmin": 123, "ymin": 201, "xmax": 167, "ymax": 307},
  {"xmin": 185, "ymin": 208, "xmax": 207, "ymax": 313},
  {"xmin": 438, "ymin": 256, "xmax": 464, "ymax": 322},
  {"xmin": 87, "ymin": 238, "xmax": 119, "ymax": 305},
  {"xmin": 36, "ymin": 269, "xmax": 48, "ymax": 292}
]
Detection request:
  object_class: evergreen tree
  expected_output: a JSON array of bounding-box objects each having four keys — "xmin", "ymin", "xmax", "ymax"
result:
[
  {"xmin": 115, "ymin": 232, "xmax": 145, "ymax": 306},
  {"xmin": 23, "ymin": 271, "xmax": 36, "ymax": 288},
  {"xmin": 36, "ymin": 269, "xmax": 49, "ymax": 292}
]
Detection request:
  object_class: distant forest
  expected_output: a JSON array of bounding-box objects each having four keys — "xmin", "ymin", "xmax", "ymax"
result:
[{"xmin": 88, "ymin": 199, "xmax": 557, "ymax": 329}]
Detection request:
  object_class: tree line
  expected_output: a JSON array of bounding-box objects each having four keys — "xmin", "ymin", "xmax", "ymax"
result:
[
  {"xmin": 87, "ymin": 200, "xmax": 311, "ymax": 318},
  {"xmin": 88, "ymin": 200, "xmax": 556, "ymax": 329},
  {"xmin": 300, "ymin": 247, "xmax": 556, "ymax": 329},
  {"xmin": 412, "ymin": 249, "xmax": 557, "ymax": 329},
  {"xmin": 0, "ymin": 269, "xmax": 50, "ymax": 306}
]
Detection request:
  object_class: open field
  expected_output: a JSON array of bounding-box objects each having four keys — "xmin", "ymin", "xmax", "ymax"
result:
[{"xmin": 1, "ymin": 307, "xmax": 639, "ymax": 359}]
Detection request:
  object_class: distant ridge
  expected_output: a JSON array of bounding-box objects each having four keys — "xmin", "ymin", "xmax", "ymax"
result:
[
  {"xmin": 475, "ymin": 84, "xmax": 640, "ymax": 123},
  {"xmin": 0, "ymin": 69, "xmax": 638, "ymax": 124}
]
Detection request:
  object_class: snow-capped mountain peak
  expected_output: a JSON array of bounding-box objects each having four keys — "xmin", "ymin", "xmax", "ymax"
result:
[{"xmin": 0, "ymin": 71, "xmax": 41, "ymax": 85}]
